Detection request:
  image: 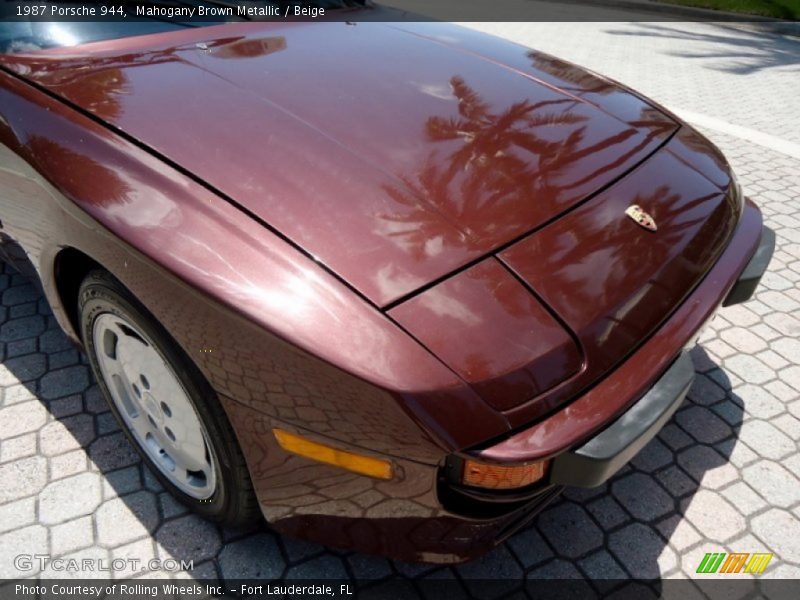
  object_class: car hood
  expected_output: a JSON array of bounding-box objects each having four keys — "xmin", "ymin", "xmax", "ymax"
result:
[{"xmin": 5, "ymin": 21, "xmax": 678, "ymax": 306}]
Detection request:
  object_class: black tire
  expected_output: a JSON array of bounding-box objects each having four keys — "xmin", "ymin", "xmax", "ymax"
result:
[{"xmin": 79, "ymin": 269, "xmax": 259, "ymax": 527}]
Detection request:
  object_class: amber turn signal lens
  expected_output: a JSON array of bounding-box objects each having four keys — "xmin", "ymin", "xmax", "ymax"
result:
[
  {"xmin": 273, "ymin": 429, "xmax": 393, "ymax": 480},
  {"xmin": 462, "ymin": 458, "xmax": 549, "ymax": 490}
]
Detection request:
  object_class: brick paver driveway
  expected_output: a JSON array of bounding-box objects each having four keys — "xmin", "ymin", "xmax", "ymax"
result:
[{"xmin": 1, "ymin": 21, "xmax": 799, "ymax": 592}]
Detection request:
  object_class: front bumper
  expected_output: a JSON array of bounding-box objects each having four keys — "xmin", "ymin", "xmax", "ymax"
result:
[
  {"xmin": 723, "ymin": 226, "xmax": 775, "ymax": 307},
  {"xmin": 436, "ymin": 218, "xmax": 774, "ymax": 541},
  {"xmin": 549, "ymin": 223, "xmax": 773, "ymax": 489},
  {"xmin": 551, "ymin": 351, "xmax": 695, "ymax": 488}
]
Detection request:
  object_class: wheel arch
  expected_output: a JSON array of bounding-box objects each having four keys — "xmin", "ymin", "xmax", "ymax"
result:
[
  {"xmin": 51, "ymin": 246, "xmax": 105, "ymax": 342},
  {"xmin": 50, "ymin": 245, "xmax": 221, "ymax": 400}
]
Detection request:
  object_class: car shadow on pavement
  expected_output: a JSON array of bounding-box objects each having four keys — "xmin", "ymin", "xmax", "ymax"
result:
[
  {"xmin": 603, "ymin": 22, "xmax": 800, "ymax": 75},
  {"xmin": 0, "ymin": 261, "xmax": 750, "ymax": 591}
]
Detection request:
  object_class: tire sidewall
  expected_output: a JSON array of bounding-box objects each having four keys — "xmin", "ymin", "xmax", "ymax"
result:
[{"xmin": 79, "ymin": 273, "xmax": 235, "ymax": 520}]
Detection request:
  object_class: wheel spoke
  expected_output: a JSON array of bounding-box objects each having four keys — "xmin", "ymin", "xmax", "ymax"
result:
[
  {"xmin": 171, "ymin": 438, "xmax": 209, "ymax": 472},
  {"xmin": 128, "ymin": 412, "xmax": 152, "ymax": 440}
]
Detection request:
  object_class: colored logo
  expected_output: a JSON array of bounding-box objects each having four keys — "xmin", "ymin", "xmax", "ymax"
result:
[
  {"xmin": 624, "ymin": 204, "xmax": 657, "ymax": 231},
  {"xmin": 696, "ymin": 552, "xmax": 773, "ymax": 574}
]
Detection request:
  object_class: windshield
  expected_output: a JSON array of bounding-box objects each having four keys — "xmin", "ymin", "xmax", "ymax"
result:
[{"xmin": 0, "ymin": 1, "xmax": 367, "ymax": 54}]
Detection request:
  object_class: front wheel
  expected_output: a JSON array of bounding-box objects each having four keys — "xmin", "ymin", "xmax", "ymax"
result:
[{"xmin": 79, "ymin": 269, "xmax": 259, "ymax": 526}]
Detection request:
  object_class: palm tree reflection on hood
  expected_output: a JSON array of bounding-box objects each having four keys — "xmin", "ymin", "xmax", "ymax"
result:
[
  {"xmin": 381, "ymin": 76, "xmax": 589, "ymax": 260},
  {"xmin": 528, "ymin": 52, "xmax": 617, "ymax": 96},
  {"xmin": 423, "ymin": 76, "xmax": 590, "ymax": 199},
  {"xmin": 379, "ymin": 76, "xmax": 674, "ymax": 262}
]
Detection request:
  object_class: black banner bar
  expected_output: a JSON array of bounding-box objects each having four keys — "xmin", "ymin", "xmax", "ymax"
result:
[
  {"xmin": 2, "ymin": 579, "xmax": 800, "ymax": 600},
  {"xmin": 1, "ymin": 0, "xmax": 799, "ymax": 23}
]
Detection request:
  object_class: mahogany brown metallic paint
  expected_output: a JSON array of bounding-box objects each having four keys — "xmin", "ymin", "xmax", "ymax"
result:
[
  {"xmin": 390, "ymin": 259, "xmax": 584, "ymax": 412},
  {"xmin": 0, "ymin": 67, "xmax": 491, "ymax": 460},
  {"xmin": 0, "ymin": 21, "xmax": 765, "ymax": 562},
  {"xmin": 1, "ymin": 21, "xmax": 678, "ymax": 308},
  {"xmin": 226, "ymin": 199, "xmax": 762, "ymax": 560}
]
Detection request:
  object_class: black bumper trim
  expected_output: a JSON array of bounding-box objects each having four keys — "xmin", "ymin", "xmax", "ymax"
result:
[
  {"xmin": 723, "ymin": 225, "xmax": 775, "ymax": 307},
  {"xmin": 550, "ymin": 352, "xmax": 695, "ymax": 488}
]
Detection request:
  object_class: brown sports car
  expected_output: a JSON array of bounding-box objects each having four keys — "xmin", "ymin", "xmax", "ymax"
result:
[{"xmin": 0, "ymin": 14, "xmax": 773, "ymax": 563}]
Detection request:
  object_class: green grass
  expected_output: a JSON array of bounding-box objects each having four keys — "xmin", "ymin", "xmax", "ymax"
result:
[{"xmin": 659, "ymin": 0, "xmax": 800, "ymax": 19}]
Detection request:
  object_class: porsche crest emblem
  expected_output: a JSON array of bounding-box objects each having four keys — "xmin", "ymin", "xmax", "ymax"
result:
[{"xmin": 625, "ymin": 205, "xmax": 657, "ymax": 232}]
